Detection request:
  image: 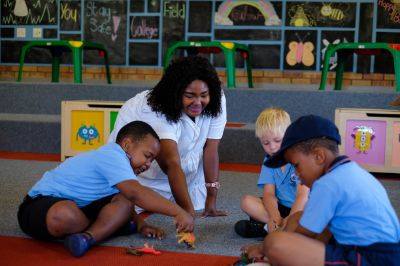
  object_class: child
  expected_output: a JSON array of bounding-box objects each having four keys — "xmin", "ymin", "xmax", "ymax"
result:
[
  {"xmin": 250, "ymin": 115, "xmax": 400, "ymax": 265},
  {"xmin": 17, "ymin": 121, "xmax": 194, "ymax": 258},
  {"xmin": 235, "ymin": 107, "xmax": 309, "ymax": 238}
]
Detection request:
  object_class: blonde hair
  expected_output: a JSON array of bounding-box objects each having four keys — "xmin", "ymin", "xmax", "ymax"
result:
[{"xmin": 255, "ymin": 107, "xmax": 291, "ymax": 139}]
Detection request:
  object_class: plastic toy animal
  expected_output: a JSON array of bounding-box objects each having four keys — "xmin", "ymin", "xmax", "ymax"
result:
[
  {"xmin": 176, "ymin": 232, "xmax": 196, "ymax": 248},
  {"xmin": 127, "ymin": 243, "xmax": 162, "ymax": 256}
]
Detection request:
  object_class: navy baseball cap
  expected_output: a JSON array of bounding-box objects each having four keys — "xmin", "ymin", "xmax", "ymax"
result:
[{"xmin": 265, "ymin": 115, "xmax": 341, "ymax": 168}]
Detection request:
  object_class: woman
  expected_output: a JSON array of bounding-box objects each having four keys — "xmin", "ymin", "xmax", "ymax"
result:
[{"xmin": 109, "ymin": 56, "xmax": 227, "ymax": 219}]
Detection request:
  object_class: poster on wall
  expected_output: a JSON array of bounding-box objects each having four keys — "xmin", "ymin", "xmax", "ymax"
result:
[
  {"xmin": 392, "ymin": 122, "xmax": 400, "ymax": 167},
  {"xmin": 345, "ymin": 120, "xmax": 386, "ymax": 166}
]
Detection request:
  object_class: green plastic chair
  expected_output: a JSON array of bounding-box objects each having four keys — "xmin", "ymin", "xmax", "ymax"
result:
[
  {"xmin": 17, "ymin": 40, "xmax": 111, "ymax": 84},
  {"xmin": 320, "ymin": 42, "xmax": 400, "ymax": 92},
  {"xmin": 164, "ymin": 41, "xmax": 253, "ymax": 88}
]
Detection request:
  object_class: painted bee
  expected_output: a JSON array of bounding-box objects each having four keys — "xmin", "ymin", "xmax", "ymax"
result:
[{"xmin": 320, "ymin": 3, "xmax": 345, "ymax": 21}]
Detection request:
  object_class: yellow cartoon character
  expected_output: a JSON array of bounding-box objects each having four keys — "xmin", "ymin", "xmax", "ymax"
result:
[{"xmin": 351, "ymin": 126, "xmax": 375, "ymax": 154}]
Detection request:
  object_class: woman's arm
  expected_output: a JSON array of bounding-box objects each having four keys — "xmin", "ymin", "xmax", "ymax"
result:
[
  {"xmin": 202, "ymin": 138, "xmax": 227, "ymax": 217},
  {"xmin": 156, "ymin": 139, "xmax": 196, "ymax": 218}
]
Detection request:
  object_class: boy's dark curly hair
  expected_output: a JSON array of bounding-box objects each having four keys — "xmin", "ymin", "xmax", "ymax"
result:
[{"xmin": 147, "ymin": 56, "xmax": 222, "ymax": 123}]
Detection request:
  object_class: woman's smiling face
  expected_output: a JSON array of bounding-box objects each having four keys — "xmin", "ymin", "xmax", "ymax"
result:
[{"xmin": 182, "ymin": 80, "xmax": 210, "ymax": 118}]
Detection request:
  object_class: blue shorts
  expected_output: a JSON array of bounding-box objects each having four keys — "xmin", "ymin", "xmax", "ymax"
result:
[{"xmin": 325, "ymin": 241, "xmax": 400, "ymax": 266}]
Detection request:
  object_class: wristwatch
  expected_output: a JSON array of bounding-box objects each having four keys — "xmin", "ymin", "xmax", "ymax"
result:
[{"xmin": 205, "ymin": 181, "xmax": 220, "ymax": 189}]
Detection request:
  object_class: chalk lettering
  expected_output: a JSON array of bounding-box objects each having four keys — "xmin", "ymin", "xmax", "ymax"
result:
[
  {"xmin": 86, "ymin": 1, "xmax": 111, "ymax": 23},
  {"xmin": 131, "ymin": 17, "xmax": 158, "ymax": 39},
  {"xmin": 61, "ymin": 2, "xmax": 78, "ymax": 23},
  {"xmin": 230, "ymin": 5, "xmax": 264, "ymax": 23},
  {"xmin": 89, "ymin": 17, "xmax": 112, "ymax": 35},
  {"xmin": 163, "ymin": 2, "xmax": 185, "ymax": 19}
]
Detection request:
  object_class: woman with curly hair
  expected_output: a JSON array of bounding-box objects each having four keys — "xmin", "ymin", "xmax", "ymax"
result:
[{"xmin": 109, "ymin": 56, "xmax": 227, "ymax": 221}]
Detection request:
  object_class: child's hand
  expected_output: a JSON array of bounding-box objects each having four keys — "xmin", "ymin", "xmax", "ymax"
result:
[
  {"xmin": 267, "ymin": 218, "xmax": 282, "ymax": 233},
  {"xmin": 240, "ymin": 244, "xmax": 264, "ymax": 260},
  {"xmin": 175, "ymin": 210, "xmax": 194, "ymax": 232},
  {"xmin": 138, "ymin": 223, "xmax": 165, "ymax": 240}
]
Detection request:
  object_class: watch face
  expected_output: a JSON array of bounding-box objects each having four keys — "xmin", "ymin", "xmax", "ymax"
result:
[{"xmin": 206, "ymin": 182, "xmax": 220, "ymax": 189}]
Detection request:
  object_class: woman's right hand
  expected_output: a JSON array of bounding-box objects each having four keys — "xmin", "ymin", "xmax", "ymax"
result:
[{"xmin": 175, "ymin": 210, "xmax": 194, "ymax": 232}]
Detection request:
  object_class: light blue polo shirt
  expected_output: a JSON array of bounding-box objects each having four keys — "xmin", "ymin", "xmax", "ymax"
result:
[
  {"xmin": 300, "ymin": 160, "xmax": 400, "ymax": 245},
  {"xmin": 29, "ymin": 142, "xmax": 137, "ymax": 207},
  {"xmin": 257, "ymin": 156, "xmax": 299, "ymax": 208}
]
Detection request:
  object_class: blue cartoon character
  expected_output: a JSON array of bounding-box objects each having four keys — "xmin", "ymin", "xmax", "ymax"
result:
[{"xmin": 76, "ymin": 125, "xmax": 100, "ymax": 145}]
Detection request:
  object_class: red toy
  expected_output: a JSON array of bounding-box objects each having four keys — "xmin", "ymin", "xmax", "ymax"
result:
[{"xmin": 127, "ymin": 243, "xmax": 162, "ymax": 256}]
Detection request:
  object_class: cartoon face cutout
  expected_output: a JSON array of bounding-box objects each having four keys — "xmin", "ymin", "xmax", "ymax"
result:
[
  {"xmin": 76, "ymin": 125, "xmax": 100, "ymax": 145},
  {"xmin": 351, "ymin": 126, "xmax": 375, "ymax": 153}
]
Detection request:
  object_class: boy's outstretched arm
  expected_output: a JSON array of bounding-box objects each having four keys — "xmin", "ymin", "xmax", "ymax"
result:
[{"xmin": 117, "ymin": 179, "xmax": 194, "ymax": 232}]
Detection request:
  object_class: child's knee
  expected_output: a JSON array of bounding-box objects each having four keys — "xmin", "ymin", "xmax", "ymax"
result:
[
  {"xmin": 47, "ymin": 201, "xmax": 88, "ymax": 235},
  {"xmin": 264, "ymin": 232, "xmax": 287, "ymax": 261},
  {"xmin": 112, "ymin": 193, "xmax": 135, "ymax": 211},
  {"xmin": 239, "ymin": 194, "xmax": 257, "ymax": 211}
]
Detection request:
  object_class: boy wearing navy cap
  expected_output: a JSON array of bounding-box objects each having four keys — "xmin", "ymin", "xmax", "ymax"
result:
[{"xmin": 246, "ymin": 115, "xmax": 400, "ymax": 265}]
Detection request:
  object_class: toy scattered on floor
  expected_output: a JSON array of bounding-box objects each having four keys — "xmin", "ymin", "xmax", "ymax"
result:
[
  {"xmin": 232, "ymin": 252, "xmax": 255, "ymax": 266},
  {"xmin": 232, "ymin": 252, "xmax": 271, "ymax": 266},
  {"xmin": 176, "ymin": 232, "xmax": 196, "ymax": 248},
  {"xmin": 127, "ymin": 243, "xmax": 162, "ymax": 256}
]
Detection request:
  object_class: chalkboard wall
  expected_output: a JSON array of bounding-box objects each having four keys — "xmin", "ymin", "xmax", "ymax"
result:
[{"xmin": 1, "ymin": 0, "xmax": 399, "ymax": 74}]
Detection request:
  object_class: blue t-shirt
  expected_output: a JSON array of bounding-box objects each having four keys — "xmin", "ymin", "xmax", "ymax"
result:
[
  {"xmin": 257, "ymin": 156, "xmax": 299, "ymax": 208},
  {"xmin": 28, "ymin": 142, "xmax": 137, "ymax": 207},
  {"xmin": 300, "ymin": 160, "xmax": 400, "ymax": 245}
]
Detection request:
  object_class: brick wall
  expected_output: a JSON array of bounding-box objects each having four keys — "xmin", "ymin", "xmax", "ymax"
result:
[{"xmin": 0, "ymin": 65, "xmax": 395, "ymax": 88}]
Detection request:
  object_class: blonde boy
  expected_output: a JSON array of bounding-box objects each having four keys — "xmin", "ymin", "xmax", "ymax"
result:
[{"xmin": 234, "ymin": 107, "xmax": 309, "ymax": 238}]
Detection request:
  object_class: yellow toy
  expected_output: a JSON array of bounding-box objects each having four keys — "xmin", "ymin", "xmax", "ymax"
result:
[{"xmin": 176, "ymin": 232, "xmax": 196, "ymax": 249}]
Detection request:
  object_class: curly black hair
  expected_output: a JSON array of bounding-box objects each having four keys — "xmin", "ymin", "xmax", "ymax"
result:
[{"xmin": 147, "ymin": 56, "xmax": 222, "ymax": 123}]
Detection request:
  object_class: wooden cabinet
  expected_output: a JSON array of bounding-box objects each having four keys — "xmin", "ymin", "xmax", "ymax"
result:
[
  {"xmin": 61, "ymin": 100, "xmax": 123, "ymax": 161},
  {"xmin": 335, "ymin": 108, "xmax": 400, "ymax": 174}
]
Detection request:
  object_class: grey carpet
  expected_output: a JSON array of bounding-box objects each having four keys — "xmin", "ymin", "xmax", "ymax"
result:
[{"xmin": 0, "ymin": 159, "xmax": 399, "ymax": 257}]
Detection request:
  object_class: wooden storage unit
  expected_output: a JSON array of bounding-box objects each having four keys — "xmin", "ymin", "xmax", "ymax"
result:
[
  {"xmin": 335, "ymin": 108, "xmax": 400, "ymax": 174},
  {"xmin": 61, "ymin": 100, "xmax": 123, "ymax": 161}
]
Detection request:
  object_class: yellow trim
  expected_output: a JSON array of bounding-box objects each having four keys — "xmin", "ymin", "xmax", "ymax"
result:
[
  {"xmin": 221, "ymin": 42, "xmax": 234, "ymax": 49},
  {"xmin": 69, "ymin": 41, "xmax": 83, "ymax": 48}
]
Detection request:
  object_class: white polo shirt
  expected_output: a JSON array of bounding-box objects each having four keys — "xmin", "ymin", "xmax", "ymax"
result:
[{"xmin": 109, "ymin": 90, "xmax": 226, "ymax": 210}]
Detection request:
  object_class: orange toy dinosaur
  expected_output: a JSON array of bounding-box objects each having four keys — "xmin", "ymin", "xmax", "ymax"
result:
[{"xmin": 176, "ymin": 232, "xmax": 196, "ymax": 248}]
